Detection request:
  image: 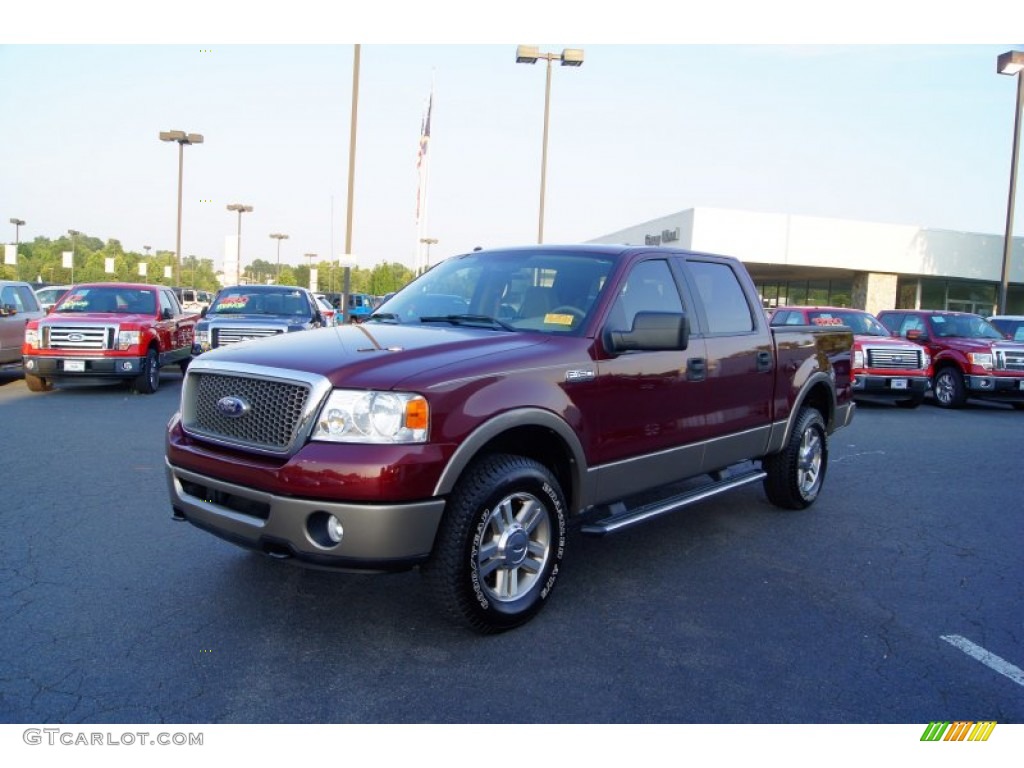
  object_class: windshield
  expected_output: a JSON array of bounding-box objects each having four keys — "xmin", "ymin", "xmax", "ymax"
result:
[
  {"xmin": 931, "ymin": 314, "xmax": 1004, "ymax": 340},
  {"xmin": 366, "ymin": 249, "xmax": 615, "ymax": 334},
  {"xmin": 54, "ymin": 287, "xmax": 156, "ymax": 314},
  {"xmin": 209, "ymin": 288, "xmax": 312, "ymax": 317},
  {"xmin": 806, "ymin": 310, "xmax": 889, "ymax": 336}
]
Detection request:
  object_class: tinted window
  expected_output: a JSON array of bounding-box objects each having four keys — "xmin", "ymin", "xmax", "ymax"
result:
[
  {"xmin": 689, "ymin": 261, "xmax": 754, "ymax": 334},
  {"xmin": 606, "ymin": 259, "xmax": 683, "ymax": 332}
]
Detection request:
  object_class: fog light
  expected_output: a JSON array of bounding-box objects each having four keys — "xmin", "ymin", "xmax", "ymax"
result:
[
  {"xmin": 327, "ymin": 515, "xmax": 344, "ymax": 544},
  {"xmin": 25, "ymin": 359, "xmax": 35, "ymax": 370}
]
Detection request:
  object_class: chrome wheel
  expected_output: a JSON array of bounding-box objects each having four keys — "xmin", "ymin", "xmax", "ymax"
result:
[
  {"xmin": 476, "ymin": 491, "xmax": 552, "ymax": 603},
  {"xmin": 797, "ymin": 424, "xmax": 823, "ymax": 498}
]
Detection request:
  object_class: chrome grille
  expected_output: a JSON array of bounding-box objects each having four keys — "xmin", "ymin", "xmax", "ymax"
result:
[
  {"xmin": 865, "ymin": 347, "xmax": 922, "ymax": 370},
  {"xmin": 995, "ymin": 348, "xmax": 1024, "ymax": 372},
  {"xmin": 44, "ymin": 324, "xmax": 115, "ymax": 350},
  {"xmin": 213, "ymin": 327, "xmax": 282, "ymax": 347},
  {"xmin": 184, "ymin": 371, "xmax": 312, "ymax": 453}
]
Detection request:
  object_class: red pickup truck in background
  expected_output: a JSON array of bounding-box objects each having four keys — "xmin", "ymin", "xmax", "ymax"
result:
[
  {"xmin": 770, "ymin": 306, "xmax": 931, "ymax": 408},
  {"xmin": 877, "ymin": 309, "xmax": 1024, "ymax": 409},
  {"xmin": 23, "ymin": 282, "xmax": 198, "ymax": 394},
  {"xmin": 166, "ymin": 244, "xmax": 855, "ymax": 633}
]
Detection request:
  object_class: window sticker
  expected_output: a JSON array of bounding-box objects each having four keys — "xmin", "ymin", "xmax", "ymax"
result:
[
  {"xmin": 218, "ymin": 295, "xmax": 250, "ymax": 310},
  {"xmin": 544, "ymin": 312, "xmax": 576, "ymax": 326}
]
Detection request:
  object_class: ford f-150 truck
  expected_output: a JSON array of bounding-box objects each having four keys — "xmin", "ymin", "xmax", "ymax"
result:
[
  {"xmin": 166, "ymin": 245, "xmax": 855, "ymax": 632},
  {"xmin": 878, "ymin": 309, "xmax": 1024, "ymax": 409},
  {"xmin": 23, "ymin": 282, "xmax": 197, "ymax": 394},
  {"xmin": 770, "ymin": 306, "xmax": 931, "ymax": 408},
  {"xmin": 192, "ymin": 284, "xmax": 326, "ymax": 355}
]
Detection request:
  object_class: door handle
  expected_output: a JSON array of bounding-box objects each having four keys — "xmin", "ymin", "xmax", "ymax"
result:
[
  {"xmin": 757, "ymin": 350, "xmax": 772, "ymax": 372},
  {"xmin": 687, "ymin": 357, "xmax": 707, "ymax": 381}
]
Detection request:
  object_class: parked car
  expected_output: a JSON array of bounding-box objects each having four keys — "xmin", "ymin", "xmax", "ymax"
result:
[
  {"xmin": 193, "ymin": 285, "xmax": 326, "ymax": 355},
  {"xmin": 22, "ymin": 282, "xmax": 198, "ymax": 393},
  {"xmin": 878, "ymin": 309, "xmax": 1024, "ymax": 409},
  {"xmin": 33, "ymin": 284, "xmax": 73, "ymax": 313},
  {"xmin": 167, "ymin": 244, "xmax": 854, "ymax": 633},
  {"xmin": 316, "ymin": 296, "xmax": 339, "ymax": 326},
  {"xmin": 345, "ymin": 292, "xmax": 374, "ymax": 322},
  {"xmin": 173, "ymin": 287, "xmax": 213, "ymax": 314},
  {"xmin": 987, "ymin": 314, "xmax": 1024, "ymax": 341},
  {"xmin": 771, "ymin": 306, "xmax": 931, "ymax": 407},
  {"xmin": 1, "ymin": 280, "xmax": 45, "ymax": 366}
]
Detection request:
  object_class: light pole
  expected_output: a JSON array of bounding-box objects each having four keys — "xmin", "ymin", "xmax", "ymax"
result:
[
  {"xmin": 419, "ymin": 237, "xmax": 438, "ymax": 269},
  {"xmin": 9, "ymin": 218, "xmax": 24, "ymax": 280},
  {"xmin": 304, "ymin": 253, "xmax": 317, "ymax": 291},
  {"xmin": 270, "ymin": 233, "xmax": 289, "ymax": 282},
  {"xmin": 515, "ymin": 45, "xmax": 584, "ymax": 244},
  {"xmin": 67, "ymin": 229, "xmax": 81, "ymax": 283},
  {"xmin": 997, "ymin": 50, "xmax": 1024, "ymax": 315},
  {"xmin": 227, "ymin": 204, "xmax": 253, "ymax": 283},
  {"xmin": 159, "ymin": 130, "xmax": 204, "ymax": 287}
]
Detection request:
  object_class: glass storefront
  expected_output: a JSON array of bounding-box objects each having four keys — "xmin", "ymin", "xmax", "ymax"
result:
[{"xmin": 755, "ymin": 279, "xmax": 852, "ymax": 309}]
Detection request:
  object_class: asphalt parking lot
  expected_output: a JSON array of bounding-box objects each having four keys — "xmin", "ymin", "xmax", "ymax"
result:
[{"xmin": 0, "ymin": 369, "xmax": 1021, "ymax": 724}]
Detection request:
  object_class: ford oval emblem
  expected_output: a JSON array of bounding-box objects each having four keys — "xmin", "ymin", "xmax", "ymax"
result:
[
  {"xmin": 68, "ymin": 333, "xmax": 85, "ymax": 342},
  {"xmin": 216, "ymin": 395, "xmax": 250, "ymax": 418}
]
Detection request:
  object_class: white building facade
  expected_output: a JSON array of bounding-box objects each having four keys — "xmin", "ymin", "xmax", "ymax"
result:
[{"xmin": 588, "ymin": 207, "xmax": 1024, "ymax": 317}]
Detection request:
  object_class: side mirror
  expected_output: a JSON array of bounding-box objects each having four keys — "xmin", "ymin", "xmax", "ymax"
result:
[
  {"xmin": 0, "ymin": 304, "xmax": 16, "ymax": 317},
  {"xmin": 162, "ymin": 308, "xmax": 173, "ymax": 320},
  {"xmin": 905, "ymin": 328, "xmax": 926, "ymax": 342},
  {"xmin": 200, "ymin": 306, "xmax": 208, "ymax": 318},
  {"xmin": 604, "ymin": 311, "xmax": 689, "ymax": 354}
]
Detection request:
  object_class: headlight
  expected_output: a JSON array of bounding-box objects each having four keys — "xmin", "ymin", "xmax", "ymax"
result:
[
  {"xmin": 853, "ymin": 349, "xmax": 864, "ymax": 369},
  {"xmin": 195, "ymin": 330, "xmax": 210, "ymax": 345},
  {"xmin": 117, "ymin": 330, "xmax": 141, "ymax": 350},
  {"xmin": 968, "ymin": 352, "xmax": 993, "ymax": 370},
  {"xmin": 312, "ymin": 390, "xmax": 429, "ymax": 443},
  {"xmin": 25, "ymin": 328, "xmax": 39, "ymax": 349}
]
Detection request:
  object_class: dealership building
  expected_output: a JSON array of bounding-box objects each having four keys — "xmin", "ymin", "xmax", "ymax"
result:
[{"xmin": 588, "ymin": 207, "xmax": 1024, "ymax": 317}]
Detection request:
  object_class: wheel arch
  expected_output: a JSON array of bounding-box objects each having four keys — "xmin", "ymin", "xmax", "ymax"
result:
[
  {"xmin": 433, "ymin": 408, "xmax": 587, "ymax": 516},
  {"xmin": 769, "ymin": 375, "xmax": 837, "ymax": 455}
]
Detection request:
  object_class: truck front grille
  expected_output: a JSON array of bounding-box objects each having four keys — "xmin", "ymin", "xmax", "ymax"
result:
[
  {"xmin": 995, "ymin": 348, "xmax": 1024, "ymax": 372},
  {"xmin": 183, "ymin": 371, "xmax": 312, "ymax": 454},
  {"xmin": 212, "ymin": 327, "xmax": 282, "ymax": 347},
  {"xmin": 43, "ymin": 324, "xmax": 115, "ymax": 350},
  {"xmin": 865, "ymin": 347, "xmax": 923, "ymax": 370}
]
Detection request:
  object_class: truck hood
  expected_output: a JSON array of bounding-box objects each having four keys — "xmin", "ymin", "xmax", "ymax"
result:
[
  {"xmin": 936, "ymin": 337, "xmax": 1024, "ymax": 353},
  {"xmin": 39, "ymin": 311, "xmax": 154, "ymax": 325},
  {"xmin": 199, "ymin": 314, "xmax": 308, "ymax": 328},
  {"xmin": 193, "ymin": 322, "xmax": 550, "ymax": 389},
  {"xmin": 854, "ymin": 334, "xmax": 921, "ymax": 349}
]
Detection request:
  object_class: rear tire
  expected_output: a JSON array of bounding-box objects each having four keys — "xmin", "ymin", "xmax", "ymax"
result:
[
  {"xmin": 421, "ymin": 454, "xmax": 566, "ymax": 634},
  {"xmin": 25, "ymin": 373, "xmax": 53, "ymax": 392},
  {"xmin": 932, "ymin": 367, "xmax": 967, "ymax": 409},
  {"xmin": 134, "ymin": 349, "xmax": 160, "ymax": 394},
  {"xmin": 763, "ymin": 407, "xmax": 828, "ymax": 510}
]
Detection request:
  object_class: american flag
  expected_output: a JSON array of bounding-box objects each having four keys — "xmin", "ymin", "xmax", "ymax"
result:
[{"xmin": 417, "ymin": 93, "xmax": 432, "ymax": 171}]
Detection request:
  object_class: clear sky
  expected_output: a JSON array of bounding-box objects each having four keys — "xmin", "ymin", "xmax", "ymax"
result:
[{"xmin": 2, "ymin": 4, "xmax": 1024, "ymax": 276}]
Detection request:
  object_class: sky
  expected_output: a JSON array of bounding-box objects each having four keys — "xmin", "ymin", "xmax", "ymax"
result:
[{"xmin": 3, "ymin": 4, "xmax": 1024, "ymax": 278}]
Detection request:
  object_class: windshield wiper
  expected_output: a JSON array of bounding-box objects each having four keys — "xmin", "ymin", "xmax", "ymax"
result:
[
  {"xmin": 365, "ymin": 312, "xmax": 402, "ymax": 323},
  {"xmin": 419, "ymin": 314, "xmax": 517, "ymax": 331}
]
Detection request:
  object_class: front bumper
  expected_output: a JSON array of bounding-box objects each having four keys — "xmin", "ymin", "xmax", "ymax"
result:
[
  {"xmin": 23, "ymin": 354, "xmax": 145, "ymax": 378},
  {"xmin": 965, "ymin": 375, "xmax": 1024, "ymax": 400},
  {"xmin": 166, "ymin": 460, "xmax": 446, "ymax": 571},
  {"xmin": 852, "ymin": 374, "xmax": 930, "ymax": 397}
]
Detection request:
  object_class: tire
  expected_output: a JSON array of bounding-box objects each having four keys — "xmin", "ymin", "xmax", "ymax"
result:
[
  {"xmin": 932, "ymin": 367, "xmax": 967, "ymax": 409},
  {"xmin": 421, "ymin": 454, "xmax": 567, "ymax": 634},
  {"xmin": 24, "ymin": 373, "xmax": 52, "ymax": 392},
  {"xmin": 134, "ymin": 349, "xmax": 160, "ymax": 394},
  {"xmin": 179, "ymin": 356, "xmax": 191, "ymax": 375},
  {"xmin": 894, "ymin": 393, "xmax": 925, "ymax": 409},
  {"xmin": 763, "ymin": 407, "xmax": 828, "ymax": 510}
]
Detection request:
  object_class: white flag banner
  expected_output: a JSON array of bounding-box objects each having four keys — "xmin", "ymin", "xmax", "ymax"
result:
[
  {"xmin": 105, "ymin": 258, "xmax": 115, "ymax": 274},
  {"xmin": 164, "ymin": 265, "xmax": 172, "ymax": 279},
  {"xmin": 62, "ymin": 251, "xmax": 73, "ymax": 268},
  {"xmin": 4, "ymin": 244, "xmax": 16, "ymax": 266},
  {"xmin": 138, "ymin": 262, "xmax": 148, "ymax": 277}
]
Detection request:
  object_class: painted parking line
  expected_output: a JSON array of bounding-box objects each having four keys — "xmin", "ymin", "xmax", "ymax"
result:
[{"xmin": 941, "ymin": 634, "xmax": 1024, "ymax": 687}]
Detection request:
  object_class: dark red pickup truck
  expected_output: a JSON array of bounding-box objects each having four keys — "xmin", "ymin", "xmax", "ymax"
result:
[
  {"xmin": 23, "ymin": 282, "xmax": 197, "ymax": 394},
  {"xmin": 166, "ymin": 245, "xmax": 854, "ymax": 632}
]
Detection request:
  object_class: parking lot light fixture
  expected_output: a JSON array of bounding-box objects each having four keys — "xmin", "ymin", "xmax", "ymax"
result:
[
  {"xmin": 159, "ymin": 130, "xmax": 204, "ymax": 287},
  {"xmin": 270, "ymin": 233, "xmax": 289, "ymax": 282},
  {"xmin": 997, "ymin": 50, "xmax": 1024, "ymax": 315},
  {"xmin": 515, "ymin": 45, "xmax": 584, "ymax": 244}
]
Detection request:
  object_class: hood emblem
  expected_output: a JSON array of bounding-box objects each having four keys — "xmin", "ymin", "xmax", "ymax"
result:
[
  {"xmin": 216, "ymin": 395, "xmax": 251, "ymax": 418},
  {"xmin": 67, "ymin": 333, "xmax": 85, "ymax": 342}
]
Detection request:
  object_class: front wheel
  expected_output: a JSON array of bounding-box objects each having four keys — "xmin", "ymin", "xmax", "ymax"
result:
[
  {"xmin": 24, "ymin": 373, "xmax": 53, "ymax": 392},
  {"xmin": 421, "ymin": 454, "xmax": 567, "ymax": 634},
  {"xmin": 932, "ymin": 367, "xmax": 967, "ymax": 409},
  {"xmin": 133, "ymin": 349, "xmax": 160, "ymax": 394},
  {"xmin": 762, "ymin": 407, "xmax": 828, "ymax": 510}
]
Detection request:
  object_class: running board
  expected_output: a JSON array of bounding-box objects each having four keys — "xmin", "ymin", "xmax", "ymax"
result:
[{"xmin": 579, "ymin": 468, "xmax": 766, "ymax": 535}]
